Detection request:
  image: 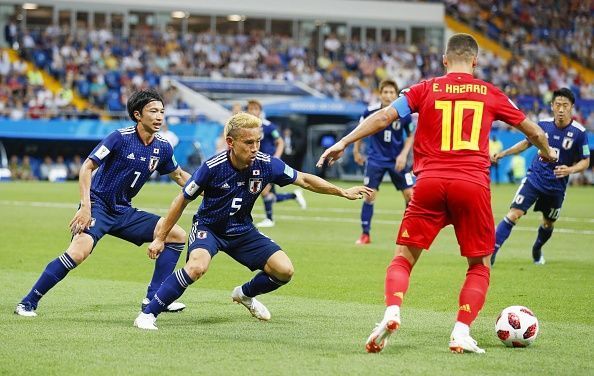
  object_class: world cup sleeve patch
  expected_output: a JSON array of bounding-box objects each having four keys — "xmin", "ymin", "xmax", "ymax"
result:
[
  {"xmin": 185, "ymin": 181, "xmax": 200, "ymax": 196},
  {"xmin": 284, "ymin": 164, "xmax": 295, "ymax": 178},
  {"xmin": 94, "ymin": 145, "xmax": 110, "ymax": 160}
]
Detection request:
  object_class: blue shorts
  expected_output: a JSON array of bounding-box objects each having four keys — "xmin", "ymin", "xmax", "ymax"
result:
[
  {"xmin": 187, "ymin": 223, "xmax": 282, "ymax": 271},
  {"xmin": 363, "ymin": 162, "xmax": 415, "ymax": 191},
  {"xmin": 510, "ymin": 178, "xmax": 565, "ymax": 221},
  {"xmin": 83, "ymin": 204, "xmax": 159, "ymax": 247}
]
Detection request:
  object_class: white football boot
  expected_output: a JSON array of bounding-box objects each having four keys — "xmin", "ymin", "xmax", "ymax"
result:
[
  {"xmin": 141, "ymin": 298, "xmax": 186, "ymax": 313},
  {"xmin": 365, "ymin": 309, "xmax": 401, "ymax": 353},
  {"xmin": 256, "ymin": 218, "xmax": 275, "ymax": 228},
  {"xmin": 231, "ymin": 286, "xmax": 271, "ymax": 321},
  {"xmin": 449, "ymin": 333, "xmax": 485, "ymax": 354},
  {"xmin": 15, "ymin": 303, "xmax": 37, "ymax": 317},
  {"xmin": 134, "ymin": 312, "xmax": 158, "ymax": 330},
  {"xmin": 294, "ymin": 189, "xmax": 307, "ymax": 210}
]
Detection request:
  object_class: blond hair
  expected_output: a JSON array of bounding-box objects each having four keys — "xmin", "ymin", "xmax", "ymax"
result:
[{"xmin": 224, "ymin": 112, "xmax": 261, "ymax": 139}]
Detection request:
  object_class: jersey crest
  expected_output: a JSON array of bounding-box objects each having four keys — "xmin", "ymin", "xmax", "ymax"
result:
[
  {"xmin": 149, "ymin": 156, "xmax": 160, "ymax": 172},
  {"xmin": 249, "ymin": 178, "xmax": 263, "ymax": 194},
  {"xmin": 562, "ymin": 137, "xmax": 573, "ymax": 150}
]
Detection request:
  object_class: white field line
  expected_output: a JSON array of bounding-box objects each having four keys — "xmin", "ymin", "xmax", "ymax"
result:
[{"xmin": 1, "ymin": 200, "xmax": 594, "ymax": 236}]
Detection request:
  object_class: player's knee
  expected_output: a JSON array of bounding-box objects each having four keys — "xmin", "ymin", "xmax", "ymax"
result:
[
  {"xmin": 66, "ymin": 235, "xmax": 93, "ymax": 264},
  {"xmin": 507, "ymin": 209, "xmax": 523, "ymax": 223},
  {"xmin": 168, "ymin": 225, "xmax": 186, "ymax": 244},
  {"xmin": 185, "ymin": 261, "xmax": 208, "ymax": 281},
  {"xmin": 275, "ymin": 264, "xmax": 294, "ymax": 282},
  {"xmin": 542, "ymin": 220, "xmax": 554, "ymax": 229}
]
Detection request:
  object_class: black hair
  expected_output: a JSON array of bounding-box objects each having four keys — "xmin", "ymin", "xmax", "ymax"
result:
[
  {"xmin": 552, "ymin": 88, "xmax": 575, "ymax": 105},
  {"xmin": 127, "ymin": 89, "xmax": 164, "ymax": 122}
]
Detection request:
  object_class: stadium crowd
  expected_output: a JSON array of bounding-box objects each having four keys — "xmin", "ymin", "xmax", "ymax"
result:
[{"xmin": 1, "ymin": 19, "xmax": 593, "ymax": 129}]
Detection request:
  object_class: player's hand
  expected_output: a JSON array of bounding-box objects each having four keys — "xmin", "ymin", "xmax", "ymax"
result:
[
  {"xmin": 147, "ymin": 238, "xmax": 165, "ymax": 260},
  {"xmin": 343, "ymin": 186, "xmax": 374, "ymax": 200},
  {"xmin": 553, "ymin": 165, "xmax": 572, "ymax": 178},
  {"xmin": 395, "ymin": 154, "xmax": 407, "ymax": 172},
  {"xmin": 353, "ymin": 151, "xmax": 366, "ymax": 166},
  {"xmin": 316, "ymin": 140, "xmax": 347, "ymax": 167},
  {"xmin": 538, "ymin": 148, "xmax": 558, "ymax": 163},
  {"xmin": 69, "ymin": 206, "xmax": 92, "ymax": 236},
  {"xmin": 491, "ymin": 153, "xmax": 502, "ymax": 164}
]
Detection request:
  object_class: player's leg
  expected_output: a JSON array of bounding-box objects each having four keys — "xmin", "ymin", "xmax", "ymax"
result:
[
  {"xmin": 357, "ymin": 163, "xmax": 382, "ymax": 244},
  {"xmin": 491, "ymin": 178, "xmax": 538, "ymax": 265},
  {"xmin": 16, "ymin": 233, "xmax": 94, "ymax": 317},
  {"xmin": 388, "ymin": 168, "xmax": 414, "ymax": 207},
  {"xmin": 257, "ymin": 184, "xmax": 276, "ymax": 227},
  {"xmin": 16, "ymin": 205, "xmax": 112, "ymax": 316},
  {"xmin": 531, "ymin": 195, "xmax": 563, "ymax": 264},
  {"xmin": 226, "ymin": 229, "xmax": 285, "ymax": 321},
  {"xmin": 447, "ymin": 180, "xmax": 492, "ymax": 354},
  {"xmin": 366, "ymin": 177, "xmax": 446, "ymax": 353},
  {"xmin": 135, "ymin": 248, "xmax": 212, "ymax": 330},
  {"xmin": 111, "ymin": 209, "xmax": 187, "ymax": 312}
]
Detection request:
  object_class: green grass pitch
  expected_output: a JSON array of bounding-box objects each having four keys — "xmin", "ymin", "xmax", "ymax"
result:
[{"xmin": 1, "ymin": 181, "xmax": 592, "ymax": 375}]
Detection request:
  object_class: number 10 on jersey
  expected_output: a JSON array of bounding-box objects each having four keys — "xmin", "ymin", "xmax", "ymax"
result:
[{"xmin": 435, "ymin": 100, "xmax": 484, "ymax": 151}]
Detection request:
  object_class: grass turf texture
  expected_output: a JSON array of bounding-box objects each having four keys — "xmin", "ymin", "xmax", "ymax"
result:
[{"xmin": 1, "ymin": 182, "xmax": 592, "ymax": 375}]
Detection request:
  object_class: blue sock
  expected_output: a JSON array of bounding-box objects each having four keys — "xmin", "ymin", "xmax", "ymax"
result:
[
  {"xmin": 144, "ymin": 269, "xmax": 193, "ymax": 316},
  {"xmin": 263, "ymin": 195, "xmax": 275, "ymax": 220},
  {"xmin": 532, "ymin": 225, "xmax": 553, "ymax": 261},
  {"xmin": 276, "ymin": 192, "xmax": 296, "ymax": 202},
  {"xmin": 241, "ymin": 271, "xmax": 288, "ymax": 297},
  {"xmin": 491, "ymin": 217, "xmax": 515, "ymax": 265},
  {"xmin": 361, "ymin": 202, "xmax": 374, "ymax": 234},
  {"xmin": 146, "ymin": 243, "xmax": 184, "ymax": 300},
  {"xmin": 22, "ymin": 252, "xmax": 77, "ymax": 308}
]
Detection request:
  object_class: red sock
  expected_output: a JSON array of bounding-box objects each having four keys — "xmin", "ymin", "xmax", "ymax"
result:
[
  {"xmin": 384, "ymin": 256, "xmax": 413, "ymax": 306},
  {"xmin": 456, "ymin": 264, "xmax": 490, "ymax": 325}
]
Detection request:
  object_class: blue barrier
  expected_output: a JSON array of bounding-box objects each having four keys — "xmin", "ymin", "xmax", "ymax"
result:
[{"xmin": 0, "ymin": 119, "xmax": 224, "ymax": 171}]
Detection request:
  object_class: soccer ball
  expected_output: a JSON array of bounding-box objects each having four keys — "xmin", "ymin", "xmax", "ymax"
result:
[{"xmin": 495, "ymin": 306, "xmax": 539, "ymax": 347}]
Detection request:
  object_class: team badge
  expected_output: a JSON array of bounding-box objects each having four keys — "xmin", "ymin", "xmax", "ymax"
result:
[
  {"xmin": 149, "ymin": 156, "xmax": 160, "ymax": 172},
  {"xmin": 197, "ymin": 231, "xmax": 207, "ymax": 239},
  {"xmin": 562, "ymin": 137, "xmax": 574, "ymax": 150},
  {"xmin": 249, "ymin": 178, "xmax": 263, "ymax": 194},
  {"xmin": 153, "ymin": 148, "xmax": 160, "ymax": 154},
  {"xmin": 253, "ymin": 169, "xmax": 260, "ymax": 176}
]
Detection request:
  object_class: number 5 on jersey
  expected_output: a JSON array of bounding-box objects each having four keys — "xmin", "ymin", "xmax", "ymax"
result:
[
  {"xmin": 435, "ymin": 100, "xmax": 484, "ymax": 151},
  {"xmin": 230, "ymin": 197, "xmax": 242, "ymax": 216}
]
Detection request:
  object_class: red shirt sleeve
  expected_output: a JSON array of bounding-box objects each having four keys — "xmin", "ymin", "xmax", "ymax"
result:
[
  {"xmin": 403, "ymin": 80, "xmax": 429, "ymax": 113},
  {"xmin": 491, "ymin": 87, "xmax": 526, "ymax": 126}
]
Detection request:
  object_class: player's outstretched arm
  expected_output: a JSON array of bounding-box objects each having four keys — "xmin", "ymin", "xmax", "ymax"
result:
[
  {"xmin": 292, "ymin": 171, "xmax": 373, "ymax": 200},
  {"xmin": 554, "ymin": 158, "xmax": 590, "ymax": 178},
  {"xmin": 148, "ymin": 192, "xmax": 191, "ymax": 259},
  {"xmin": 317, "ymin": 106, "xmax": 399, "ymax": 168},
  {"xmin": 492, "ymin": 139, "xmax": 531, "ymax": 163},
  {"xmin": 516, "ymin": 118, "xmax": 557, "ymax": 162},
  {"xmin": 169, "ymin": 166, "xmax": 191, "ymax": 187},
  {"xmin": 69, "ymin": 158, "xmax": 98, "ymax": 236}
]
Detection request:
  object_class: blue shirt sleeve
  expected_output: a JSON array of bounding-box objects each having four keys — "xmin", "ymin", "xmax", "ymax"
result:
[
  {"xmin": 391, "ymin": 96, "xmax": 412, "ymax": 119},
  {"xmin": 271, "ymin": 157, "xmax": 297, "ymax": 186},
  {"xmin": 88, "ymin": 131, "xmax": 122, "ymax": 166},
  {"xmin": 157, "ymin": 144, "xmax": 179, "ymax": 175},
  {"xmin": 182, "ymin": 163, "xmax": 209, "ymax": 200}
]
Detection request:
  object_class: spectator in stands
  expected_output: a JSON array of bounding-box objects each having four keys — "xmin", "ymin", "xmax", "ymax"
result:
[
  {"xmin": 159, "ymin": 123, "xmax": 179, "ymax": 149},
  {"xmin": 68, "ymin": 155, "xmax": 82, "ymax": 180},
  {"xmin": 508, "ymin": 154, "xmax": 526, "ymax": 184},
  {"xmin": 8, "ymin": 155, "xmax": 21, "ymax": 180},
  {"xmin": 20, "ymin": 155, "xmax": 34, "ymax": 180},
  {"xmin": 40, "ymin": 156, "xmax": 54, "ymax": 180},
  {"xmin": 489, "ymin": 135, "xmax": 503, "ymax": 184},
  {"xmin": 4, "ymin": 16, "xmax": 18, "ymax": 49}
]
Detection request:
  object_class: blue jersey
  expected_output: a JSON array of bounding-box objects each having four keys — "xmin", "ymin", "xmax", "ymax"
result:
[
  {"xmin": 183, "ymin": 151, "xmax": 297, "ymax": 236},
  {"xmin": 88, "ymin": 126, "xmax": 178, "ymax": 214},
  {"xmin": 527, "ymin": 119, "xmax": 589, "ymax": 194},
  {"xmin": 360, "ymin": 103, "xmax": 413, "ymax": 167},
  {"xmin": 260, "ymin": 119, "xmax": 280, "ymax": 155}
]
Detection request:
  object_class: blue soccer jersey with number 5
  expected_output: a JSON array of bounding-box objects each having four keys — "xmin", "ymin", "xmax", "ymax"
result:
[
  {"xmin": 183, "ymin": 151, "xmax": 297, "ymax": 235},
  {"xmin": 88, "ymin": 126, "xmax": 178, "ymax": 213}
]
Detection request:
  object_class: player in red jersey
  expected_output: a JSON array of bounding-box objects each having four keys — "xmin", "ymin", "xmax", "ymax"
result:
[{"xmin": 317, "ymin": 33, "xmax": 557, "ymax": 354}]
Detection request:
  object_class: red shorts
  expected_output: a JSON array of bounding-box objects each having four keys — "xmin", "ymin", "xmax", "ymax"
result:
[{"xmin": 396, "ymin": 177, "xmax": 494, "ymax": 257}]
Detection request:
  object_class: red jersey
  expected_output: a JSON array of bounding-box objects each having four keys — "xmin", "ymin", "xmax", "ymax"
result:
[{"xmin": 404, "ymin": 72, "xmax": 526, "ymax": 188}]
